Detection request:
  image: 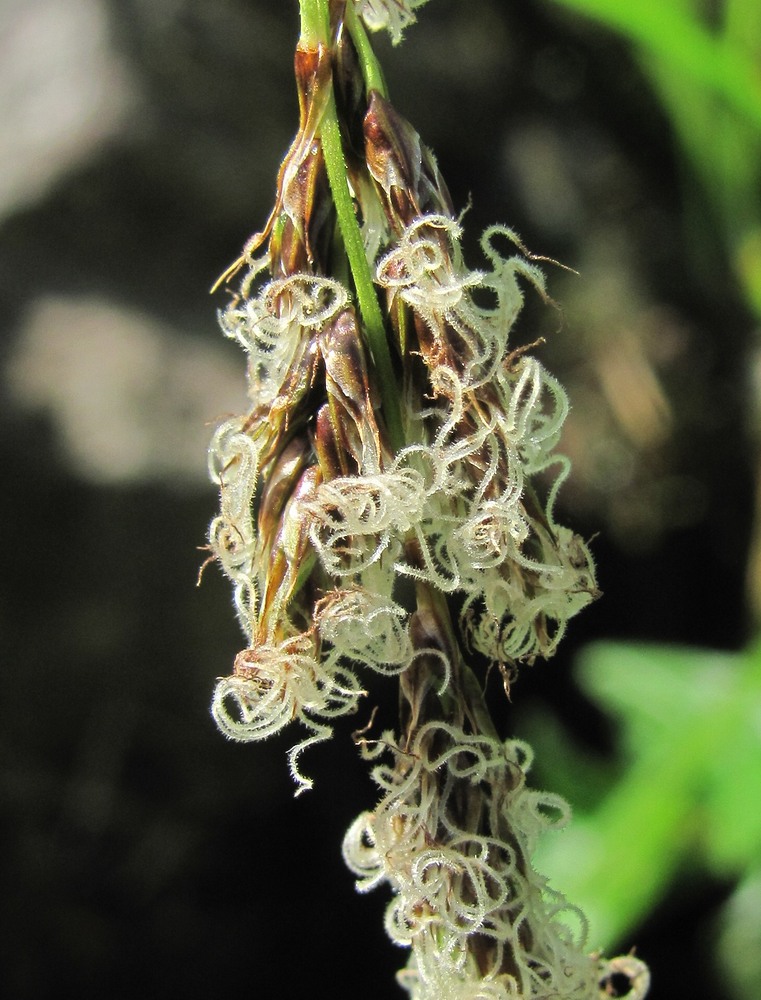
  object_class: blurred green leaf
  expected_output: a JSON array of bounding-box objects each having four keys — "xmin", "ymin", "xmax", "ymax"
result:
[
  {"xmin": 535, "ymin": 639, "xmax": 761, "ymax": 949},
  {"xmin": 702, "ymin": 638, "xmax": 761, "ymax": 874},
  {"xmin": 546, "ymin": 0, "xmax": 761, "ymax": 130},
  {"xmin": 715, "ymin": 866, "xmax": 761, "ymax": 1000},
  {"xmin": 516, "ymin": 706, "xmax": 616, "ymax": 811},
  {"xmin": 546, "ymin": 0, "xmax": 761, "ymax": 324}
]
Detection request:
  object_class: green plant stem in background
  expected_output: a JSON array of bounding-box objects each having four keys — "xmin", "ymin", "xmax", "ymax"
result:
[{"xmin": 547, "ymin": 0, "xmax": 761, "ymax": 327}]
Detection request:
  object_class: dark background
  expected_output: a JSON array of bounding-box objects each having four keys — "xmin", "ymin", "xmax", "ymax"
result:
[{"xmin": 0, "ymin": 0, "xmax": 754, "ymax": 997}]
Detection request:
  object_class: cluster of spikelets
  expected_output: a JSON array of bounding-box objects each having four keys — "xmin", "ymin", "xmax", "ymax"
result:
[
  {"xmin": 208, "ymin": 210, "xmax": 596, "ymax": 790},
  {"xmin": 343, "ymin": 723, "xmax": 599, "ymax": 998},
  {"xmin": 205, "ymin": 2, "xmax": 649, "ymax": 998}
]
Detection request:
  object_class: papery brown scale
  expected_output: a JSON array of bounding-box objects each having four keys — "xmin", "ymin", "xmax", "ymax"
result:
[
  {"xmin": 238, "ymin": 350, "xmax": 314, "ymax": 473},
  {"xmin": 364, "ymin": 90, "xmax": 423, "ymax": 230},
  {"xmin": 401, "ymin": 592, "xmax": 460, "ymax": 741},
  {"xmin": 256, "ymin": 436, "xmax": 311, "ymax": 558},
  {"xmin": 258, "ymin": 463, "xmax": 322, "ymax": 642},
  {"xmin": 410, "ymin": 310, "xmax": 459, "ymax": 382},
  {"xmin": 224, "ymin": 44, "xmax": 335, "ymax": 287},
  {"xmin": 364, "ymin": 91, "xmax": 454, "ymax": 232},
  {"xmin": 279, "ymin": 463, "xmax": 322, "ymax": 585},
  {"xmin": 270, "ymin": 214, "xmax": 312, "ymax": 278},
  {"xmin": 321, "ymin": 307, "xmax": 384, "ymax": 473},
  {"xmin": 425, "ymin": 315, "xmax": 484, "ymax": 385},
  {"xmin": 261, "ymin": 339, "xmax": 321, "ymax": 459},
  {"xmin": 285, "ymin": 46, "xmax": 335, "ymax": 262},
  {"xmin": 332, "ymin": 11, "xmax": 369, "ymax": 160},
  {"xmin": 315, "ymin": 403, "xmax": 350, "ymax": 480},
  {"xmin": 276, "ymin": 140, "xmax": 335, "ymax": 276},
  {"xmin": 408, "ymin": 597, "xmax": 458, "ymax": 672},
  {"xmin": 258, "ymin": 546, "xmax": 291, "ymax": 642},
  {"xmin": 324, "ymin": 388, "xmax": 361, "ymax": 478},
  {"xmin": 398, "ymin": 639, "xmax": 437, "ymax": 751},
  {"xmin": 374, "ymin": 262, "xmax": 417, "ymax": 362}
]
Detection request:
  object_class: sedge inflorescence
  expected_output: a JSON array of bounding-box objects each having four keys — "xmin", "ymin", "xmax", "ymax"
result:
[
  {"xmin": 205, "ymin": 2, "xmax": 646, "ymax": 997},
  {"xmin": 343, "ymin": 726, "xmax": 596, "ymax": 998},
  {"xmin": 208, "ymin": 206, "xmax": 596, "ymax": 790}
]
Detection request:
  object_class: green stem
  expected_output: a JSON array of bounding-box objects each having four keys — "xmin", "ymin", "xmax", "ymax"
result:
[
  {"xmin": 299, "ymin": 0, "xmax": 329, "ymax": 47},
  {"xmin": 320, "ymin": 105, "xmax": 404, "ymax": 450},
  {"xmin": 302, "ymin": 0, "xmax": 404, "ymax": 451},
  {"xmin": 345, "ymin": 1, "xmax": 388, "ymax": 98}
]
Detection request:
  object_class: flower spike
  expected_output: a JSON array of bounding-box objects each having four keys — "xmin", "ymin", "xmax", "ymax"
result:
[{"xmin": 204, "ymin": 3, "xmax": 647, "ymax": 997}]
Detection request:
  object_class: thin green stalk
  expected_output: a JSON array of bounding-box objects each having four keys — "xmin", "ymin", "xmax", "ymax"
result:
[
  {"xmin": 299, "ymin": 0, "xmax": 329, "ymax": 47},
  {"xmin": 301, "ymin": 0, "xmax": 404, "ymax": 451},
  {"xmin": 345, "ymin": 1, "xmax": 389, "ymax": 98},
  {"xmin": 320, "ymin": 104, "xmax": 405, "ymax": 450}
]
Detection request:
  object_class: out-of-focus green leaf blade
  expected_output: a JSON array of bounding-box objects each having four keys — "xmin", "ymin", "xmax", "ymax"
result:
[
  {"xmin": 724, "ymin": 0, "xmax": 761, "ymax": 53},
  {"xmin": 536, "ymin": 639, "xmax": 761, "ymax": 948},
  {"xmin": 704, "ymin": 731, "xmax": 761, "ymax": 873},
  {"xmin": 546, "ymin": 0, "xmax": 761, "ymax": 131},
  {"xmin": 702, "ymin": 638, "xmax": 761, "ymax": 874},
  {"xmin": 715, "ymin": 867, "xmax": 761, "ymax": 1000},
  {"xmin": 517, "ymin": 706, "xmax": 616, "ymax": 810},
  {"xmin": 547, "ymin": 0, "xmax": 761, "ymax": 323},
  {"xmin": 575, "ymin": 642, "xmax": 737, "ymax": 754},
  {"xmin": 536, "ymin": 742, "xmax": 694, "ymax": 948}
]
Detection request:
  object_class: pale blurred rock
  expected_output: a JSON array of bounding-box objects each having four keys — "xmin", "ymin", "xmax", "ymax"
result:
[
  {"xmin": 0, "ymin": 0, "xmax": 138, "ymax": 219},
  {"xmin": 7, "ymin": 296, "xmax": 245, "ymax": 484}
]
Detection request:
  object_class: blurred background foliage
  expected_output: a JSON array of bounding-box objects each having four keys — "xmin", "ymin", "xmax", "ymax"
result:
[
  {"xmin": 534, "ymin": 5, "xmax": 761, "ymax": 999},
  {"xmin": 1, "ymin": 0, "xmax": 760, "ymax": 998}
]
